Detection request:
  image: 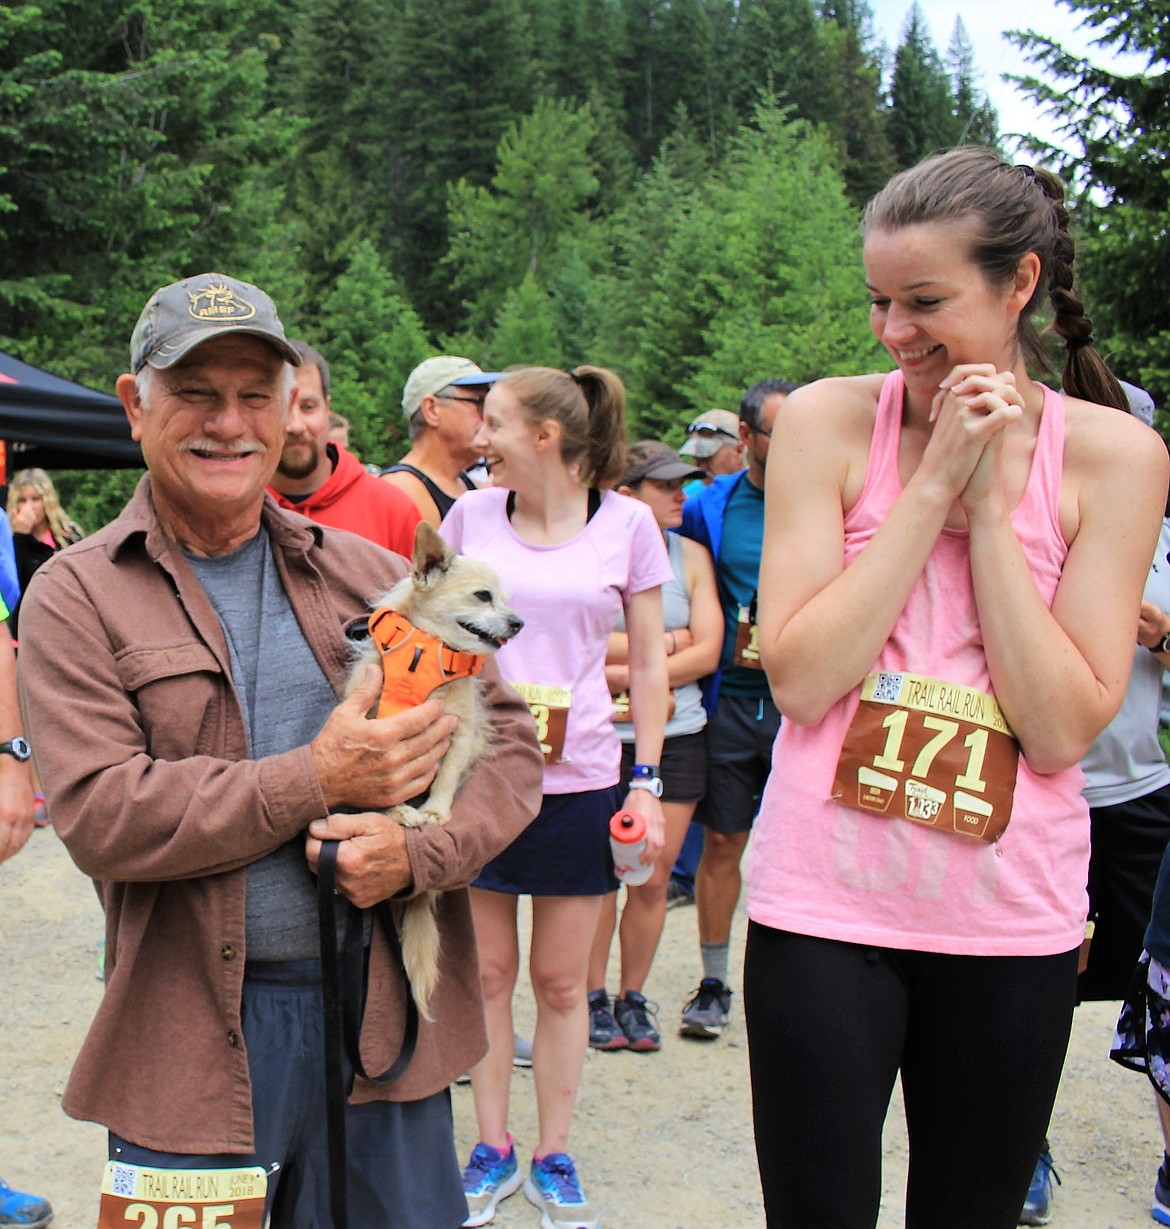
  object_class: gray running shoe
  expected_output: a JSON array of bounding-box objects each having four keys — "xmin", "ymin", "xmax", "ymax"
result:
[
  {"xmin": 679, "ymin": 977, "xmax": 732, "ymax": 1038},
  {"xmin": 665, "ymin": 879, "xmax": 694, "ymax": 910},
  {"xmin": 614, "ymin": 990, "xmax": 661, "ymax": 1051},
  {"xmin": 512, "ymin": 1033, "xmax": 533, "ymax": 1068},
  {"xmin": 454, "ymin": 1034, "xmax": 533, "ymax": 1085},
  {"xmin": 588, "ymin": 989, "xmax": 628, "ymax": 1050}
]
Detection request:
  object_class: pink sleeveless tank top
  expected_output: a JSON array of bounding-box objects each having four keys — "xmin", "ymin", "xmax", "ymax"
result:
[{"xmin": 746, "ymin": 371, "xmax": 1089, "ymax": 956}]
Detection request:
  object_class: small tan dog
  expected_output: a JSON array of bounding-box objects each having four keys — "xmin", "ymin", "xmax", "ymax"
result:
[{"xmin": 348, "ymin": 521, "xmax": 523, "ymax": 1017}]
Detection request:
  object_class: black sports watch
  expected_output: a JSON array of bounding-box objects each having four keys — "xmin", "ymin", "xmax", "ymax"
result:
[
  {"xmin": 0, "ymin": 736, "xmax": 31, "ymax": 762},
  {"xmin": 1157, "ymin": 630, "xmax": 1170, "ymax": 655}
]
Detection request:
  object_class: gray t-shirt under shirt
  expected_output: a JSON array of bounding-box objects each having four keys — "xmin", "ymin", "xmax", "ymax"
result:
[{"xmin": 187, "ymin": 527, "xmax": 340, "ymax": 960}]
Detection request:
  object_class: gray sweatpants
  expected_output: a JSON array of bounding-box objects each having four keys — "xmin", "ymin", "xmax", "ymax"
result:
[{"xmin": 109, "ymin": 957, "xmax": 466, "ymax": 1229}]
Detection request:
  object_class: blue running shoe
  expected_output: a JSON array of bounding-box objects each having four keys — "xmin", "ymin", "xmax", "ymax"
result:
[
  {"xmin": 523, "ymin": 1153, "xmax": 598, "ymax": 1229},
  {"xmin": 0, "ymin": 1179, "xmax": 52, "ymax": 1228},
  {"xmin": 461, "ymin": 1138, "xmax": 521, "ymax": 1227},
  {"xmin": 1153, "ymin": 1157, "xmax": 1170, "ymax": 1226},
  {"xmin": 1019, "ymin": 1151, "xmax": 1059, "ymax": 1226}
]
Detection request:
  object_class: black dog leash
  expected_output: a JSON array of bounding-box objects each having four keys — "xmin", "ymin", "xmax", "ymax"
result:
[{"xmin": 316, "ymin": 839, "xmax": 420, "ymax": 1229}]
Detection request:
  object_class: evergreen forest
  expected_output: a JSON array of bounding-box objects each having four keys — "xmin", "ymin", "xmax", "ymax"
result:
[{"xmin": 0, "ymin": 0, "xmax": 1166, "ymax": 525}]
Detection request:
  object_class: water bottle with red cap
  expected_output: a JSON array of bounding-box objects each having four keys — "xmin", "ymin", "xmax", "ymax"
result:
[{"xmin": 609, "ymin": 808, "xmax": 654, "ymax": 886}]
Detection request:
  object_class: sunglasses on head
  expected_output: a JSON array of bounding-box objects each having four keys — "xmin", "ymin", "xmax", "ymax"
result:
[{"xmin": 686, "ymin": 422, "xmax": 737, "ymax": 437}]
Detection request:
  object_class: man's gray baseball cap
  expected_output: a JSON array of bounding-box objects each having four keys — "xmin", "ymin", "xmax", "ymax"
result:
[
  {"xmin": 401, "ymin": 355, "xmax": 504, "ymax": 420},
  {"xmin": 1121, "ymin": 380, "xmax": 1156, "ymax": 428},
  {"xmin": 129, "ymin": 272, "xmax": 301, "ymax": 373}
]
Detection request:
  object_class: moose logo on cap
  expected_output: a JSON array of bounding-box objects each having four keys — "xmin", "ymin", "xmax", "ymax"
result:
[{"xmin": 187, "ymin": 281, "xmax": 258, "ymax": 322}]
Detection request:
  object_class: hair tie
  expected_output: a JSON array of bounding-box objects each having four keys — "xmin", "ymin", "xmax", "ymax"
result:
[
  {"xmin": 1016, "ymin": 164, "xmax": 1037, "ymax": 182},
  {"xmin": 1067, "ymin": 334, "xmax": 1096, "ymax": 351},
  {"xmin": 567, "ymin": 370, "xmax": 583, "ymax": 386}
]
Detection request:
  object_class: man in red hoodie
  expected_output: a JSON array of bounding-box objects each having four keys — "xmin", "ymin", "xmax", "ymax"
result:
[{"xmin": 268, "ymin": 340, "xmax": 420, "ymax": 557}]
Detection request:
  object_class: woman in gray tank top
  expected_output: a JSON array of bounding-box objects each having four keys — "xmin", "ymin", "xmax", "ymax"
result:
[{"xmin": 587, "ymin": 441, "xmax": 724, "ymax": 1051}]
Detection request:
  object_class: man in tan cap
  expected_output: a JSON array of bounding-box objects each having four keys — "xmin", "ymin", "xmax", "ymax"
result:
[
  {"xmin": 16, "ymin": 273, "xmax": 542, "ymax": 1229},
  {"xmin": 382, "ymin": 355, "xmax": 502, "ymax": 526},
  {"xmin": 678, "ymin": 408, "xmax": 745, "ymax": 494}
]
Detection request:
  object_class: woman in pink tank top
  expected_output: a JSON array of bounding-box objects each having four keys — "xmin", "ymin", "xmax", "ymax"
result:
[{"xmin": 744, "ymin": 146, "xmax": 1169, "ymax": 1228}]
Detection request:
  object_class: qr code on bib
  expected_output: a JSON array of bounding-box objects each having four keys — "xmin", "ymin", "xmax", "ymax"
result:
[
  {"xmin": 110, "ymin": 1164, "xmax": 136, "ymax": 1198},
  {"xmin": 872, "ymin": 672, "xmax": 903, "ymax": 704}
]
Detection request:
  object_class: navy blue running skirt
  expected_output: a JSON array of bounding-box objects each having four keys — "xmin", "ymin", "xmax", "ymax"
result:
[{"xmin": 474, "ymin": 785, "xmax": 623, "ymax": 896}]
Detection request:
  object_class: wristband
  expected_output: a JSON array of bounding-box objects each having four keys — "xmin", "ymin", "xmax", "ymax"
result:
[
  {"xmin": 628, "ymin": 776, "xmax": 664, "ymax": 798},
  {"xmin": 630, "ymin": 763, "xmax": 659, "ymax": 779}
]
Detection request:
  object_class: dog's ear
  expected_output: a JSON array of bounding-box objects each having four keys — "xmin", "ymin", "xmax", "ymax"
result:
[{"xmin": 412, "ymin": 521, "xmax": 456, "ymax": 587}]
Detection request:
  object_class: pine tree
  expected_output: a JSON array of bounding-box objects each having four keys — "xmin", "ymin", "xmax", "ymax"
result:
[
  {"xmin": 444, "ymin": 97, "xmax": 601, "ymax": 341},
  {"xmin": 379, "ymin": 0, "xmax": 537, "ymax": 332},
  {"xmin": 1009, "ymin": 0, "xmax": 1170, "ymax": 408},
  {"xmin": 591, "ymin": 107, "xmax": 711, "ymax": 387},
  {"xmin": 731, "ymin": 0, "xmax": 837, "ymax": 134},
  {"xmin": 612, "ymin": 102, "xmax": 882, "ymax": 440},
  {"xmin": 316, "ymin": 240, "xmax": 431, "ymax": 466},
  {"xmin": 0, "ymin": 0, "xmax": 296, "ymax": 381},
  {"xmin": 285, "ymin": 0, "xmax": 407, "ymax": 314},
  {"xmin": 616, "ymin": 0, "xmax": 738, "ymax": 165},
  {"xmin": 490, "ymin": 274, "xmax": 563, "ymax": 367},
  {"xmin": 817, "ymin": 0, "xmax": 898, "ymax": 206},
  {"xmin": 885, "ymin": 4, "xmax": 956, "ymax": 167},
  {"xmin": 946, "ymin": 19, "xmax": 999, "ymax": 147},
  {"xmin": 524, "ymin": 0, "xmax": 626, "ymax": 114},
  {"xmin": 616, "ymin": 0, "xmax": 666, "ymax": 163}
]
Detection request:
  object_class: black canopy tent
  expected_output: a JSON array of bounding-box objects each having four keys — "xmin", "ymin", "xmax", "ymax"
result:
[{"xmin": 0, "ymin": 349, "xmax": 141, "ymax": 472}]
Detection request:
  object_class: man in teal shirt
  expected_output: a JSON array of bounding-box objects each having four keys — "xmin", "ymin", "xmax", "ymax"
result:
[{"xmin": 677, "ymin": 379, "xmax": 797, "ymax": 1039}]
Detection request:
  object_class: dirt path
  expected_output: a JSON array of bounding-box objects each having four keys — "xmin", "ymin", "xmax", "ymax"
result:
[{"xmin": 2, "ymin": 827, "xmax": 1161, "ymax": 1227}]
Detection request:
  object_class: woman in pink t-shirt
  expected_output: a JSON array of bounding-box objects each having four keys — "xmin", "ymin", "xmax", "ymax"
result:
[
  {"xmin": 442, "ymin": 365, "xmax": 671, "ymax": 1229},
  {"xmin": 746, "ymin": 147, "xmax": 1169, "ymax": 1228}
]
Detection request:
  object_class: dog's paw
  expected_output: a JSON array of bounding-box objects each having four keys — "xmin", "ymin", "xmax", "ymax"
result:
[
  {"xmin": 415, "ymin": 807, "xmax": 451, "ymax": 828},
  {"xmin": 388, "ymin": 804, "xmax": 426, "ymax": 829}
]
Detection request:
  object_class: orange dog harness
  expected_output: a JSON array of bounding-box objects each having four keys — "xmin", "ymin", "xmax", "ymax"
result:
[{"xmin": 368, "ymin": 607, "xmax": 486, "ymax": 719}]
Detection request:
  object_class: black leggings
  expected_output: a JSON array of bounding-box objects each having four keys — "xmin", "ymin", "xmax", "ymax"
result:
[{"xmin": 744, "ymin": 923, "xmax": 1079, "ymax": 1229}]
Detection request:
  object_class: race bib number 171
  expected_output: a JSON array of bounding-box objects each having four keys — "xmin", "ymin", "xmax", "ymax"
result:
[
  {"xmin": 98, "ymin": 1162, "xmax": 267, "ymax": 1229},
  {"xmin": 832, "ymin": 671, "xmax": 1020, "ymax": 842}
]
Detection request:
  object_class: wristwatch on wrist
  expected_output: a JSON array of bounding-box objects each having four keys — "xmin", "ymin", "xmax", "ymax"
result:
[
  {"xmin": 629, "ymin": 762, "xmax": 663, "ymax": 798},
  {"xmin": 0, "ymin": 736, "xmax": 31, "ymax": 762},
  {"xmin": 1158, "ymin": 629, "xmax": 1170, "ymax": 654}
]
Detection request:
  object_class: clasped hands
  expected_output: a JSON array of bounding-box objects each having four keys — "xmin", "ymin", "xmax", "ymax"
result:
[{"xmin": 926, "ymin": 364, "xmax": 1026, "ymax": 510}]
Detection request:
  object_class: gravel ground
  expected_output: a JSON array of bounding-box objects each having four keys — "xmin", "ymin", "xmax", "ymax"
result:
[{"xmin": 2, "ymin": 826, "xmax": 1164, "ymax": 1228}]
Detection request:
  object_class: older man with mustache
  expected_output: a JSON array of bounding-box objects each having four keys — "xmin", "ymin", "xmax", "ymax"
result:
[{"xmin": 16, "ymin": 273, "xmax": 542, "ymax": 1229}]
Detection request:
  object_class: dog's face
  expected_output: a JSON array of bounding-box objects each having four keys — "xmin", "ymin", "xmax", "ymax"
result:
[{"xmin": 388, "ymin": 522, "xmax": 523, "ymax": 654}]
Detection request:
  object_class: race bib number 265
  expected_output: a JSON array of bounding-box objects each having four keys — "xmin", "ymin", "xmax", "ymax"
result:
[
  {"xmin": 832, "ymin": 671, "xmax": 1020, "ymax": 842},
  {"xmin": 98, "ymin": 1163, "xmax": 267, "ymax": 1229}
]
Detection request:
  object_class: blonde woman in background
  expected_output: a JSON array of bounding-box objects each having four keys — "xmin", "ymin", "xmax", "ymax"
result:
[
  {"xmin": 7, "ymin": 467, "xmax": 83, "ymax": 824},
  {"xmin": 8, "ymin": 467, "xmax": 83, "ymax": 634}
]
